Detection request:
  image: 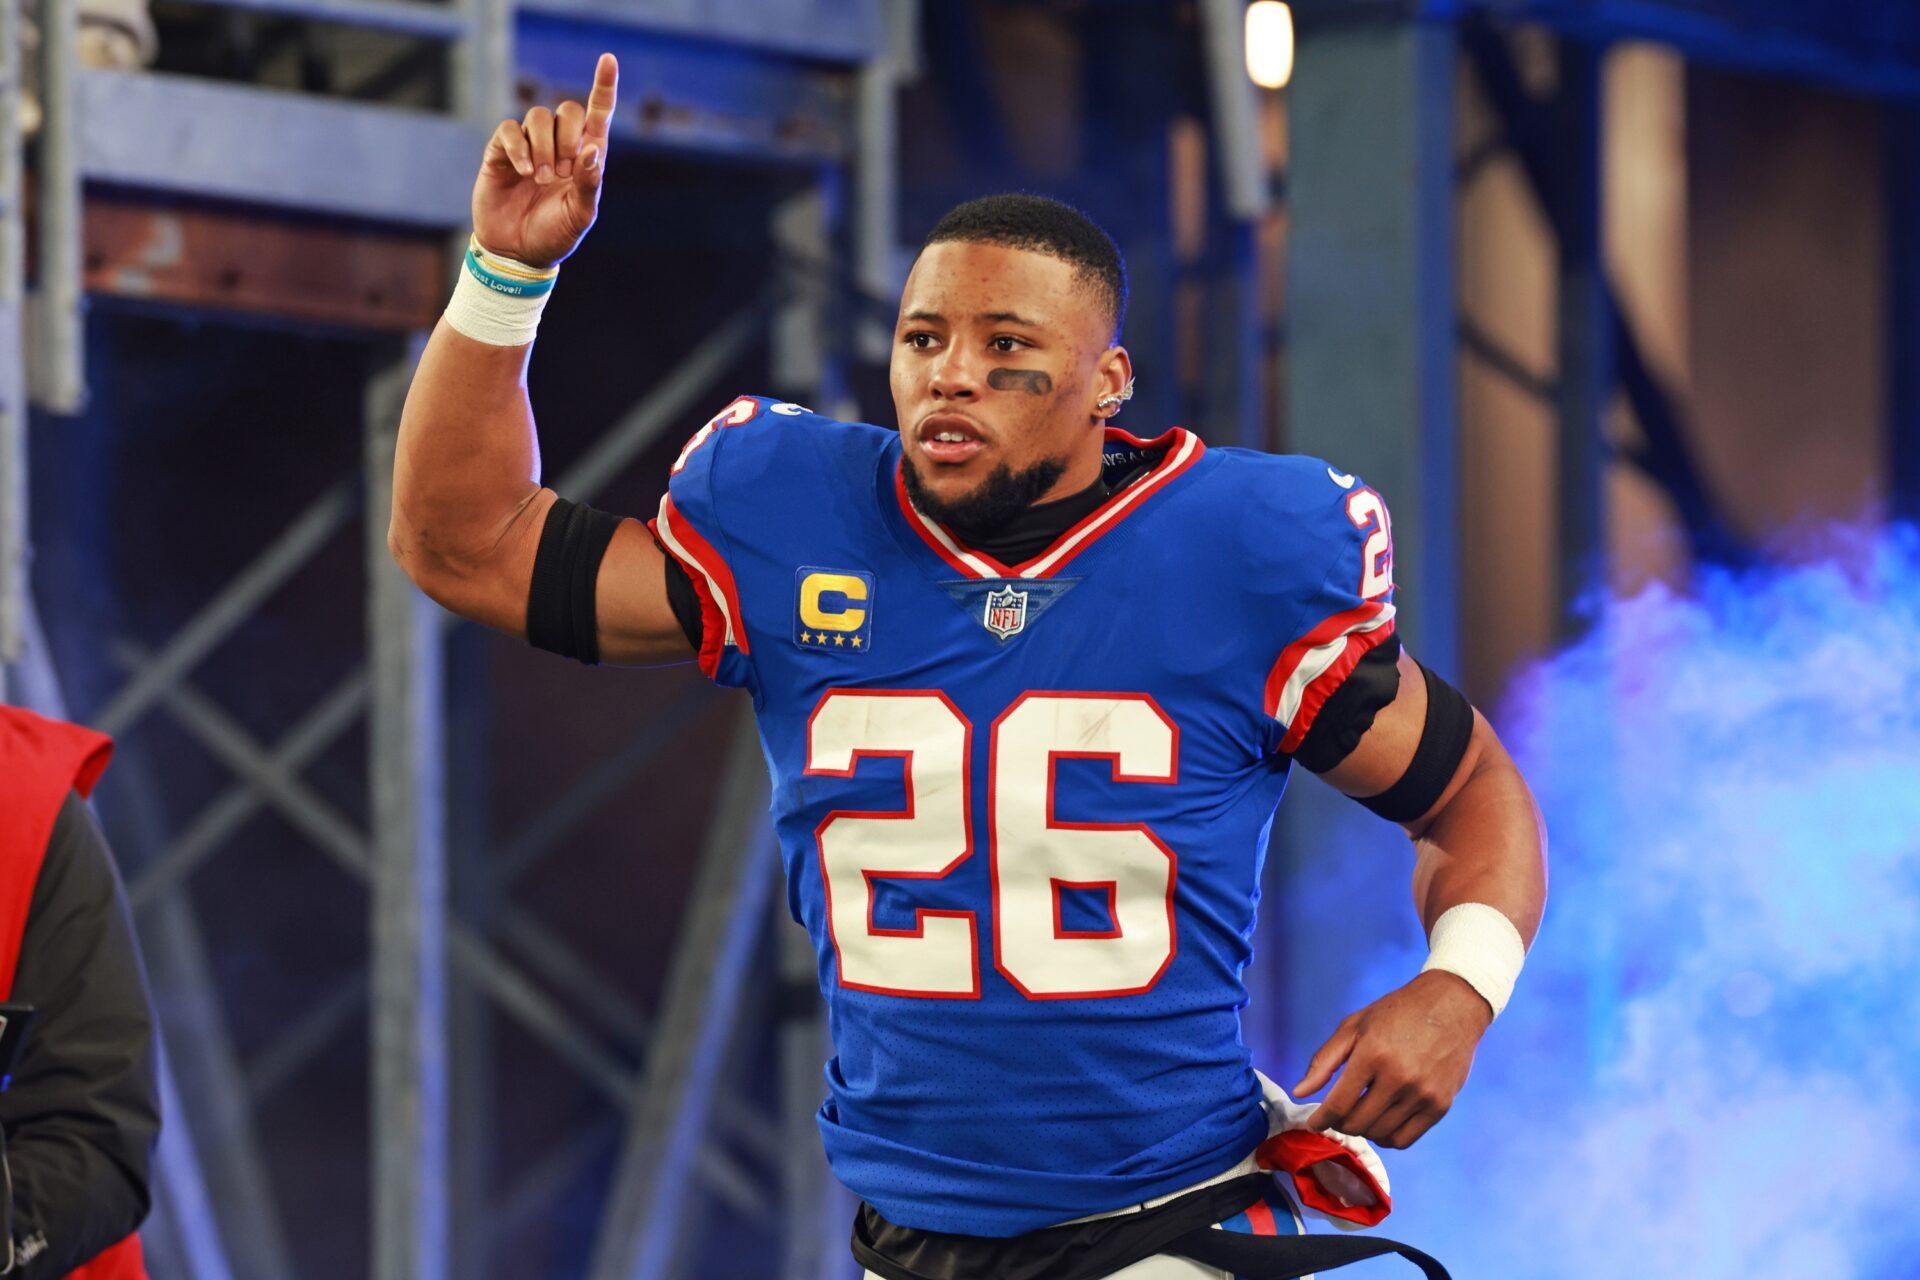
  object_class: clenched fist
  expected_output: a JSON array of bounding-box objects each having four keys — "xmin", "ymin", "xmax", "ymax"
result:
[{"xmin": 473, "ymin": 52, "xmax": 618, "ymax": 269}]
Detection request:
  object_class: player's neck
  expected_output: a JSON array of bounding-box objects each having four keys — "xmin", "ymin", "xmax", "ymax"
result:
[
  {"xmin": 1032, "ymin": 440, "xmax": 1107, "ymax": 507},
  {"xmin": 944, "ymin": 468, "xmax": 1113, "ymax": 563}
]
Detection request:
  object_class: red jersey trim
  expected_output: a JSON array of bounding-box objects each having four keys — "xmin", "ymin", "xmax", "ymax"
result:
[
  {"xmin": 650, "ymin": 493, "xmax": 749, "ymax": 681},
  {"xmin": 894, "ymin": 426, "xmax": 1205, "ymax": 580},
  {"xmin": 1263, "ymin": 601, "xmax": 1398, "ymax": 754}
]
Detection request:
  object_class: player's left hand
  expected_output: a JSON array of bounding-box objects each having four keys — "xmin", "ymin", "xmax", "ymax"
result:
[{"xmin": 1290, "ymin": 969, "xmax": 1492, "ymax": 1150}]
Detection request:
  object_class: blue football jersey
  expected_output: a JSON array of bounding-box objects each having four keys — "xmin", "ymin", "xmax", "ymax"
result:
[{"xmin": 648, "ymin": 395, "xmax": 1398, "ymax": 1236}]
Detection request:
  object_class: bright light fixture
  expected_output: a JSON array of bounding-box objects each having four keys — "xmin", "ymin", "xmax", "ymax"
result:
[{"xmin": 1245, "ymin": 1, "xmax": 1295, "ymax": 90}]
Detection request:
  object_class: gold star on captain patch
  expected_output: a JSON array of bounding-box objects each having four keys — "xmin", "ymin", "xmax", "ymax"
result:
[
  {"xmin": 800, "ymin": 632, "xmax": 815, "ymax": 644},
  {"xmin": 834, "ymin": 634, "xmax": 846, "ymax": 646},
  {"xmin": 851, "ymin": 636, "xmax": 863, "ymax": 647}
]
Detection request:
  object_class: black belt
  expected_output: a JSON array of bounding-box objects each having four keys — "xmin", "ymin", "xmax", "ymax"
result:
[{"xmin": 853, "ymin": 1173, "xmax": 1451, "ymax": 1280}]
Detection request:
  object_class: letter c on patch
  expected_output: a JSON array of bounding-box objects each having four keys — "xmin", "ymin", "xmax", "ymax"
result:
[{"xmin": 800, "ymin": 573, "xmax": 869, "ymax": 631}]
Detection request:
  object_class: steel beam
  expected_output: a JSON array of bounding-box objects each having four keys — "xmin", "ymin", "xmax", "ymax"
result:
[
  {"xmin": 245, "ymin": 971, "xmax": 367, "ymax": 1105},
  {"xmin": 777, "ymin": 902, "xmax": 844, "ymax": 1280},
  {"xmin": 1888, "ymin": 99, "xmax": 1920, "ymax": 524},
  {"xmin": 1509, "ymin": 0, "xmax": 1920, "ymax": 99},
  {"xmin": 9, "ymin": 591, "xmax": 68, "ymax": 718},
  {"xmin": 94, "ymin": 481, "xmax": 355, "ymax": 738},
  {"xmin": 77, "ymin": 71, "xmax": 482, "ymax": 227},
  {"xmin": 1199, "ymin": 0, "xmax": 1273, "ymax": 222},
  {"xmin": 1550, "ymin": 38, "xmax": 1611, "ymax": 631},
  {"xmin": 452, "ymin": 0, "xmax": 512, "ymax": 124},
  {"xmin": 514, "ymin": 0, "xmax": 885, "ymax": 64},
  {"xmin": 1270, "ymin": 8, "xmax": 1460, "ymax": 1059},
  {"xmin": 1462, "ymin": 15, "xmax": 1747, "ymax": 567},
  {"xmin": 0, "ymin": 0, "xmax": 24, "ymax": 679},
  {"xmin": 587, "ymin": 704, "xmax": 781, "ymax": 1280},
  {"xmin": 127, "ymin": 670, "xmax": 369, "ymax": 912},
  {"xmin": 199, "ymin": 0, "xmax": 470, "ymax": 38},
  {"xmin": 772, "ymin": 182, "xmax": 836, "ymax": 402},
  {"xmin": 114, "ymin": 759, "xmax": 297, "ymax": 1280},
  {"xmin": 513, "ymin": 25, "xmax": 853, "ymax": 164},
  {"xmin": 491, "ymin": 1120, "xmax": 619, "ymax": 1244},
  {"xmin": 366, "ymin": 348, "xmax": 449, "ymax": 1280},
  {"xmin": 555, "ymin": 301, "xmax": 771, "ymax": 500},
  {"xmin": 30, "ymin": 0, "xmax": 84, "ymax": 415},
  {"xmin": 1287, "ymin": 11, "xmax": 1459, "ymax": 665},
  {"xmin": 490, "ymin": 680, "xmax": 713, "ymax": 884},
  {"xmin": 147, "ymin": 1050, "xmax": 239, "ymax": 1280},
  {"xmin": 109, "ymin": 646, "xmax": 647, "ymax": 1109},
  {"xmin": 140, "ymin": 888, "xmax": 296, "ymax": 1279},
  {"xmin": 853, "ymin": 1, "xmax": 914, "ymax": 363},
  {"xmin": 443, "ymin": 626, "xmax": 494, "ymax": 1280},
  {"xmin": 1460, "ymin": 312, "xmax": 1557, "ymax": 404}
]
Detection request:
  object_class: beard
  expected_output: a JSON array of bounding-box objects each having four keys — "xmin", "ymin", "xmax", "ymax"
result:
[{"xmin": 901, "ymin": 451, "xmax": 1068, "ymax": 537}]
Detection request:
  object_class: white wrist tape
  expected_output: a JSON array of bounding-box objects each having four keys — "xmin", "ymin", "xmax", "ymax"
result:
[
  {"xmin": 1420, "ymin": 902, "xmax": 1527, "ymax": 1018},
  {"xmin": 444, "ymin": 235, "xmax": 558, "ymax": 347}
]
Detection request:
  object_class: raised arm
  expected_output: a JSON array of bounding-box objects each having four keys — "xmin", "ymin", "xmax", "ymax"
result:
[{"xmin": 388, "ymin": 54, "xmax": 688, "ymax": 666}]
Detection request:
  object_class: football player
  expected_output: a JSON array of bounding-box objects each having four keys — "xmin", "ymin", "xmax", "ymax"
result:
[{"xmin": 390, "ymin": 55, "xmax": 1546, "ymax": 1279}]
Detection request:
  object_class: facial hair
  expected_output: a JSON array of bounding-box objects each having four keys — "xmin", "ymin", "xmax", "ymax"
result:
[{"xmin": 901, "ymin": 450, "xmax": 1068, "ymax": 538}]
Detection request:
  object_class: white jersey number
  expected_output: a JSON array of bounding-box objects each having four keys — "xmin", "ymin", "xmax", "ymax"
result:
[
  {"xmin": 1345, "ymin": 488, "xmax": 1394, "ymax": 601},
  {"xmin": 807, "ymin": 690, "xmax": 1179, "ymax": 1001}
]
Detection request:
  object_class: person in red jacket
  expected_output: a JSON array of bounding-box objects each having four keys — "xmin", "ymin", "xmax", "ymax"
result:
[{"xmin": 0, "ymin": 707, "xmax": 157, "ymax": 1278}]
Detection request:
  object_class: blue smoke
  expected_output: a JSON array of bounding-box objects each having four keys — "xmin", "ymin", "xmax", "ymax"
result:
[{"xmin": 1338, "ymin": 525, "xmax": 1920, "ymax": 1278}]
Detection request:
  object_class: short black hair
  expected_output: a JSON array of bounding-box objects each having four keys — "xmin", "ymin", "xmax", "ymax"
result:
[{"xmin": 922, "ymin": 193, "xmax": 1129, "ymax": 343}]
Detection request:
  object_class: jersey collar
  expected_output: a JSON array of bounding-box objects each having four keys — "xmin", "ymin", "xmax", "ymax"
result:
[{"xmin": 893, "ymin": 426, "xmax": 1206, "ymax": 580}]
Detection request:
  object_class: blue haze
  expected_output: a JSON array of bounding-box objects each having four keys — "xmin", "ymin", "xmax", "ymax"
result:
[{"xmin": 1310, "ymin": 526, "xmax": 1920, "ymax": 1277}]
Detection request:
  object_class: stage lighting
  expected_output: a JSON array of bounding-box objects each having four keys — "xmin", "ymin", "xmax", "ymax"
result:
[{"xmin": 1245, "ymin": 1, "xmax": 1294, "ymax": 90}]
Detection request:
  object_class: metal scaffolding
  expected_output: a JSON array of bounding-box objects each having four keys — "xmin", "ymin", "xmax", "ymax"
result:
[
  {"xmin": 16, "ymin": 3, "xmax": 1910, "ymax": 1277},
  {"xmin": 0, "ymin": 0, "xmax": 894, "ymax": 1276}
]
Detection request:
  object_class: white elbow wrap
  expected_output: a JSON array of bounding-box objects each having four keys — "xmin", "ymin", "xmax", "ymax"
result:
[
  {"xmin": 444, "ymin": 235, "xmax": 558, "ymax": 347},
  {"xmin": 1420, "ymin": 902, "xmax": 1527, "ymax": 1018}
]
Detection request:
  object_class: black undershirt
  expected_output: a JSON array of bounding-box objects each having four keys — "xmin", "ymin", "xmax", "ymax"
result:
[
  {"xmin": 656, "ymin": 446, "xmax": 1399, "ymax": 772},
  {"xmin": 945, "ymin": 454, "xmax": 1152, "ymax": 566}
]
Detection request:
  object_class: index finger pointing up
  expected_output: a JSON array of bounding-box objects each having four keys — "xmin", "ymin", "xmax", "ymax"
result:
[{"xmin": 585, "ymin": 52, "xmax": 618, "ymax": 140}]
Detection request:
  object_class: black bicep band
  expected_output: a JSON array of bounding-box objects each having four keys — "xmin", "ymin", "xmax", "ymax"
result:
[
  {"xmin": 1358, "ymin": 662, "xmax": 1475, "ymax": 824},
  {"xmin": 1293, "ymin": 635, "xmax": 1402, "ymax": 774},
  {"xmin": 526, "ymin": 497, "xmax": 624, "ymax": 665}
]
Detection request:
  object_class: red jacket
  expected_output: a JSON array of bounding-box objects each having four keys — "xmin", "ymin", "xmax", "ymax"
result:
[{"xmin": 0, "ymin": 707, "xmax": 145, "ymax": 1280}]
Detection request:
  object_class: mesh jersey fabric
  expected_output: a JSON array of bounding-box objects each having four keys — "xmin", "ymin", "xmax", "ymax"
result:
[{"xmin": 650, "ymin": 396, "xmax": 1399, "ymax": 1235}]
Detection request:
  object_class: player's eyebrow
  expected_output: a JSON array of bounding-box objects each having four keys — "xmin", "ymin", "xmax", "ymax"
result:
[{"xmin": 900, "ymin": 308, "xmax": 1048, "ymax": 329}]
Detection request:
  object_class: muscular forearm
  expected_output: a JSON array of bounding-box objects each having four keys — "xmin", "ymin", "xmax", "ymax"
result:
[
  {"xmin": 1407, "ymin": 737, "xmax": 1547, "ymax": 946},
  {"xmin": 391, "ymin": 318, "xmax": 550, "ymax": 577},
  {"xmin": 389, "ymin": 319, "xmax": 558, "ymax": 631}
]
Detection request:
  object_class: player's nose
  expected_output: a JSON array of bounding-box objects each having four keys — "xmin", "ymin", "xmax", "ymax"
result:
[{"xmin": 927, "ymin": 345, "xmax": 981, "ymax": 400}]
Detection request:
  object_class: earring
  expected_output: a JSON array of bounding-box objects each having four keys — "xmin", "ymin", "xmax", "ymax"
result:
[{"xmin": 1096, "ymin": 376, "xmax": 1136, "ymax": 412}]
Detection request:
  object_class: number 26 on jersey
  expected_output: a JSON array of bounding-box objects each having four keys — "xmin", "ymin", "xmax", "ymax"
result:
[{"xmin": 806, "ymin": 690, "xmax": 1179, "ymax": 1002}]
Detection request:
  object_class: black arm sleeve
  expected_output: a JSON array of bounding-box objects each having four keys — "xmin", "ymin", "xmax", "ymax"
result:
[
  {"xmin": 1356, "ymin": 662, "xmax": 1475, "ymax": 824},
  {"xmin": 2, "ymin": 793, "xmax": 159, "ymax": 1274},
  {"xmin": 1290, "ymin": 633, "xmax": 1403, "ymax": 774},
  {"xmin": 660, "ymin": 549, "xmax": 704, "ymax": 653},
  {"xmin": 526, "ymin": 497, "xmax": 626, "ymax": 665}
]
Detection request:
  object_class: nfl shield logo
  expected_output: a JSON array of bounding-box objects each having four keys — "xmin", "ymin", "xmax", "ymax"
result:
[{"xmin": 983, "ymin": 586, "xmax": 1029, "ymax": 639}]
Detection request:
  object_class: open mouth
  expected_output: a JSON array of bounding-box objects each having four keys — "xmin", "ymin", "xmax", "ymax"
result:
[{"xmin": 918, "ymin": 415, "xmax": 988, "ymax": 466}]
